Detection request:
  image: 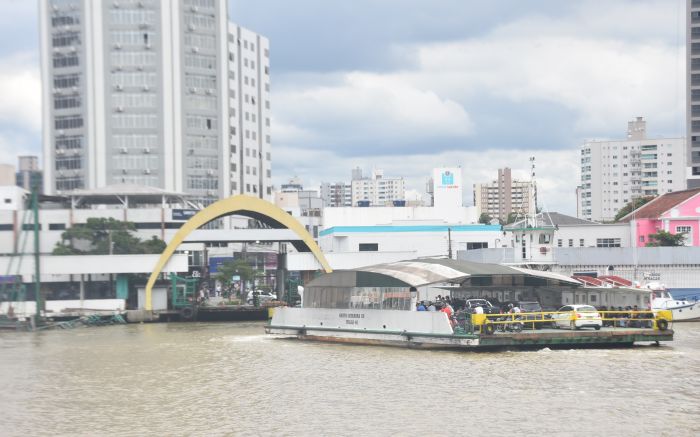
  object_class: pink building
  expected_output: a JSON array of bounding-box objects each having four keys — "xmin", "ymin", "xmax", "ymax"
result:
[{"xmin": 620, "ymin": 188, "xmax": 700, "ymax": 247}]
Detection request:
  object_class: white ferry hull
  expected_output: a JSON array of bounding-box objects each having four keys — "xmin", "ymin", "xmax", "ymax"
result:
[
  {"xmin": 652, "ymin": 300, "xmax": 700, "ymax": 322},
  {"xmin": 666, "ymin": 303, "xmax": 700, "ymax": 321},
  {"xmin": 266, "ymin": 307, "xmax": 480, "ymax": 349}
]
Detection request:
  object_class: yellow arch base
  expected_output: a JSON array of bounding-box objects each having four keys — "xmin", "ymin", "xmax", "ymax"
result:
[{"xmin": 145, "ymin": 194, "xmax": 332, "ymax": 310}]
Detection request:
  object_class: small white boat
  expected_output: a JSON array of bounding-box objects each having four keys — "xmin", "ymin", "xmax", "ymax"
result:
[{"xmin": 648, "ymin": 283, "xmax": 700, "ymax": 322}]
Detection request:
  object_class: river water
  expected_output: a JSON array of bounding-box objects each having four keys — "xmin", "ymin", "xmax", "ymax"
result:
[{"xmin": 1, "ymin": 321, "xmax": 699, "ymax": 436}]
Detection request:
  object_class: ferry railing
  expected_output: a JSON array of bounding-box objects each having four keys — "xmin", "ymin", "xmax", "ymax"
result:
[{"xmin": 468, "ymin": 309, "xmax": 672, "ymax": 334}]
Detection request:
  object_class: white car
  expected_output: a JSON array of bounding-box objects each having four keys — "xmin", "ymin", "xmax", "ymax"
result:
[
  {"xmin": 551, "ymin": 305, "xmax": 602, "ymax": 330},
  {"xmin": 246, "ymin": 290, "xmax": 277, "ymax": 305}
]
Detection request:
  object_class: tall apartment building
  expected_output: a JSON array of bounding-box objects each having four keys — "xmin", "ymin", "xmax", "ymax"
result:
[
  {"xmin": 16, "ymin": 156, "xmax": 44, "ymax": 193},
  {"xmin": 39, "ymin": 0, "xmax": 272, "ymax": 205},
  {"xmin": 578, "ymin": 117, "xmax": 686, "ymax": 221},
  {"xmin": 688, "ymin": 0, "xmax": 700, "ymax": 188},
  {"xmin": 274, "ymin": 178, "xmax": 323, "ymax": 239},
  {"xmin": 474, "ymin": 167, "xmax": 534, "ymax": 222},
  {"xmin": 350, "ymin": 168, "xmax": 405, "ymax": 207},
  {"xmin": 320, "ymin": 182, "xmax": 352, "ymax": 207},
  {"xmin": 0, "ymin": 164, "xmax": 14, "ymax": 186}
]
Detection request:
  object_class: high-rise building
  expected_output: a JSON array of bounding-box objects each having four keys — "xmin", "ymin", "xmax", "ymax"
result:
[
  {"xmin": 16, "ymin": 156, "xmax": 43, "ymax": 193},
  {"xmin": 350, "ymin": 168, "xmax": 405, "ymax": 207},
  {"xmin": 689, "ymin": 0, "xmax": 700, "ymax": 188},
  {"xmin": 274, "ymin": 178, "xmax": 323, "ymax": 239},
  {"xmin": 0, "ymin": 164, "xmax": 15, "ymax": 186},
  {"xmin": 474, "ymin": 167, "xmax": 534, "ymax": 222},
  {"xmin": 578, "ymin": 117, "xmax": 686, "ymax": 221},
  {"xmin": 39, "ymin": 0, "xmax": 272, "ymax": 204},
  {"xmin": 320, "ymin": 182, "xmax": 352, "ymax": 207}
]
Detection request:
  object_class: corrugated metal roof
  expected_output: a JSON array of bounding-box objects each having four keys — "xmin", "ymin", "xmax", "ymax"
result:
[
  {"xmin": 306, "ymin": 258, "xmax": 585, "ymax": 288},
  {"xmin": 508, "ymin": 266, "xmax": 582, "ymax": 285},
  {"xmin": 359, "ymin": 260, "xmax": 471, "ymax": 286}
]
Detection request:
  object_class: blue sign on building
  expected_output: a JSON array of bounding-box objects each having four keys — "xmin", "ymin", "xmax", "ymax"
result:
[
  {"xmin": 208, "ymin": 257, "xmax": 234, "ymax": 274},
  {"xmin": 172, "ymin": 209, "xmax": 198, "ymax": 221},
  {"xmin": 441, "ymin": 171, "xmax": 454, "ymax": 185}
]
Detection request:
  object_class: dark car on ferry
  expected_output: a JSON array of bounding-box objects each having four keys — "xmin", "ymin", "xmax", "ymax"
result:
[
  {"xmin": 464, "ymin": 299, "xmax": 500, "ymax": 314},
  {"xmin": 500, "ymin": 301, "xmax": 550, "ymax": 329}
]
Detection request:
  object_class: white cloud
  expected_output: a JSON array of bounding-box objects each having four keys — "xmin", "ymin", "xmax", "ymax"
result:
[
  {"xmin": 269, "ymin": 0, "xmax": 682, "ymax": 217},
  {"xmin": 0, "ymin": 52, "xmax": 41, "ymax": 132},
  {"xmin": 272, "ymin": 0, "xmax": 684, "ymax": 152},
  {"xmin": 413, "ymin": 36, "xmax": 683, "ymax": 136},
  {"xmin": 0, "ymin": 130, "xmax": 38, "ymax": 167},
  {"xmin": 274, "ymin": 72, "xmax": 474, "ymax": 151}
]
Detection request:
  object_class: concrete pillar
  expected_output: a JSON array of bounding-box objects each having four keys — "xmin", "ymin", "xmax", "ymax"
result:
[{"xmin": 79, "ymin": 274, "xmax": 85, "ymax": 311}]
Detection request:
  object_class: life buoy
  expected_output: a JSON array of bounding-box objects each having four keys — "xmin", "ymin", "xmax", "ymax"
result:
[
  {"xmin": 181, "ymin": 307, "xmax": 195, "ymax": 320},
  {"xmin": 657, "ymin": 319, "xmax": 668, "ymax": 331},
  {"xmin": 483, "ymin": 322, "xmax": 495, "ymax": 335}
]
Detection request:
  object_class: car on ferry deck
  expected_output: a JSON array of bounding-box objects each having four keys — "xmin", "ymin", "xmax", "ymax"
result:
[
  {"xmin": 464, "ymin": 299, "xmax": 499, "ymax": 314},
  {"xmin": 501, "ymin": 301, "xmax": 550, "ymax": 329},
  {"xmin": 551, "ymin": 305, "xmax": 602, "ymax": 330}
]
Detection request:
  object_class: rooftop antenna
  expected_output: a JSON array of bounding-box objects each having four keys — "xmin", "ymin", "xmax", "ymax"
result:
[{"xmin": 529, "ymin": 156, "xmax": 537, "ymax": 226}]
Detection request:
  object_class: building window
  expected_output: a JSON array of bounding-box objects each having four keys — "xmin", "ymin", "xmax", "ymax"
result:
[
  {"xmin": 596, "ymin": 238, "xmax": 621, "ymax": 247},
  {"xmin": 676, "ymin": 226, "xmax": 692, "ymax": 245},
  {"xmin": 466, "ymin": 242, "xmax": 488, "ymax": 250},
  {"xmin": 568, "ymin": 239, "xmax": 573, "ymax": 247},
  {"xmin": 579, "ymin": 239, "xmax": 584, "ymax": 247},
  {"xmin": 359, "ymin": 243, "xmax": 379, "ymax": 252},
  {"xmin": 53, "ymin": 53, "xmax": 79, "ymax": 68},
  {"xmin": 557, "ymin": 239, "xmax": 562, "ymax": 247},
  {"xmin": 55, "ymin": 116, "xmax": 83, "ymax": 130}
]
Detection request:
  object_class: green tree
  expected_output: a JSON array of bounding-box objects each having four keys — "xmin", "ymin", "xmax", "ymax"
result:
[
  {"xmin": 215, "ymin": 258, "xmax": 255, "ymax": 296},
  {"xmin": 504, "ymin": 212, "xmax": 520, "ymax": 225},
  {"xmin": 646, "ymin": 230, "xmax": 687, "ymax": 247},
  {"xmin": 478, "ymin": 213, "xmax": 492, "ymax": 225},
  {"xmin": 614, "ymin": 196, "xmax": 655, "ymax": 222},
  {"xmin": 53, "ymin": 218, "xmax": 166, "ymax": 255},
  {"xmin": 141, "ymin": 236, "xmax": 167, "ymax": 254}
]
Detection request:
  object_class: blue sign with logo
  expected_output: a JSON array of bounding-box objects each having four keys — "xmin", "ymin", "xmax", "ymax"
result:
[
  {"xmin": 209, "ymin": 256, "xmax": 234, "ymax": 274},
  {"xmin": 172, "ymin": 209, "xmax": 198, "ymax": 221},
  {"xmin": 441, "ymin": 171, "xmax": 454, "ymax": 185}
]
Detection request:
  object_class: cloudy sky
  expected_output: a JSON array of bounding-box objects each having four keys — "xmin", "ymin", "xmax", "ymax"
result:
[{"xmin": 0, "ymin": 0, "xmax": 686, "ymax": 214}]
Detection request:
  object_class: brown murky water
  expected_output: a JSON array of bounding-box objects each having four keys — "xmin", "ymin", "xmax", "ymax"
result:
[{"xmin": 1, "ymin": 322, "xmax": 699, "ymax": 436}]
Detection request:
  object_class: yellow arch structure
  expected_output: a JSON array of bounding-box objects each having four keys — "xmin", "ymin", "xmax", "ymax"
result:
[{"xmin": 144, "ymin": 194, "xmax": 332, "ymax": 310}]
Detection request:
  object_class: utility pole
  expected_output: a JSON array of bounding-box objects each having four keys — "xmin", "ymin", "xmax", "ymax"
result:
[
  {"xmin": 447, "ymin": 227, "xmax": 453, "ymax": 259},
  {"xmin": 32, "ymin": 186, "xmax": 41, "ymax": 325}
]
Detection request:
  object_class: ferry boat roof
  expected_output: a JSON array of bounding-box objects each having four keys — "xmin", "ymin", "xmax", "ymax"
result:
[{"xmin": 307, "ymin": 258, "xmax": 582, "ymax": 288}]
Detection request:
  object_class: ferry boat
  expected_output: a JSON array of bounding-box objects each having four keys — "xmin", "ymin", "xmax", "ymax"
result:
[{"xmin": 266, "ymin": 259, "xmax": 673, "ymax": 349}]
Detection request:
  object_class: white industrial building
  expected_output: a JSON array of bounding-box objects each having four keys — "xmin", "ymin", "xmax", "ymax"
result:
[
  {"xmin": 274, "ymin": 178, "xmax": 323, "ymax": 240},
  {"xmin": 578, "ymin": 117, "xmax": 686, "ymax": 221},
  {"xmin": 458, "ymin": 210, "xmax": 700, "ymax": 298},
  {"xmin": 307, "ymin": 167, "xmax": 501, "ymax": 263},
  {"xmin": 40, "ymin": 0, "xmax": 272, "ymax": 204}
]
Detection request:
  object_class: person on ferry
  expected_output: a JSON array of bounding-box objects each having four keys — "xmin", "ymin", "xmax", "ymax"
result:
[
  {"xmin": 417, "ymin": 301, "xmax": 427, "ymax": 311},
  {"xmin": 427, "ymin": 302, "xmax": 437, "ymax": 311},
  {"xmin": 440, "ymin": 302, "xmax": 456, "ymax": 327},
  {"xmin": 441, "ymin": 302, "xmax": 453, "ymax": 318}
]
